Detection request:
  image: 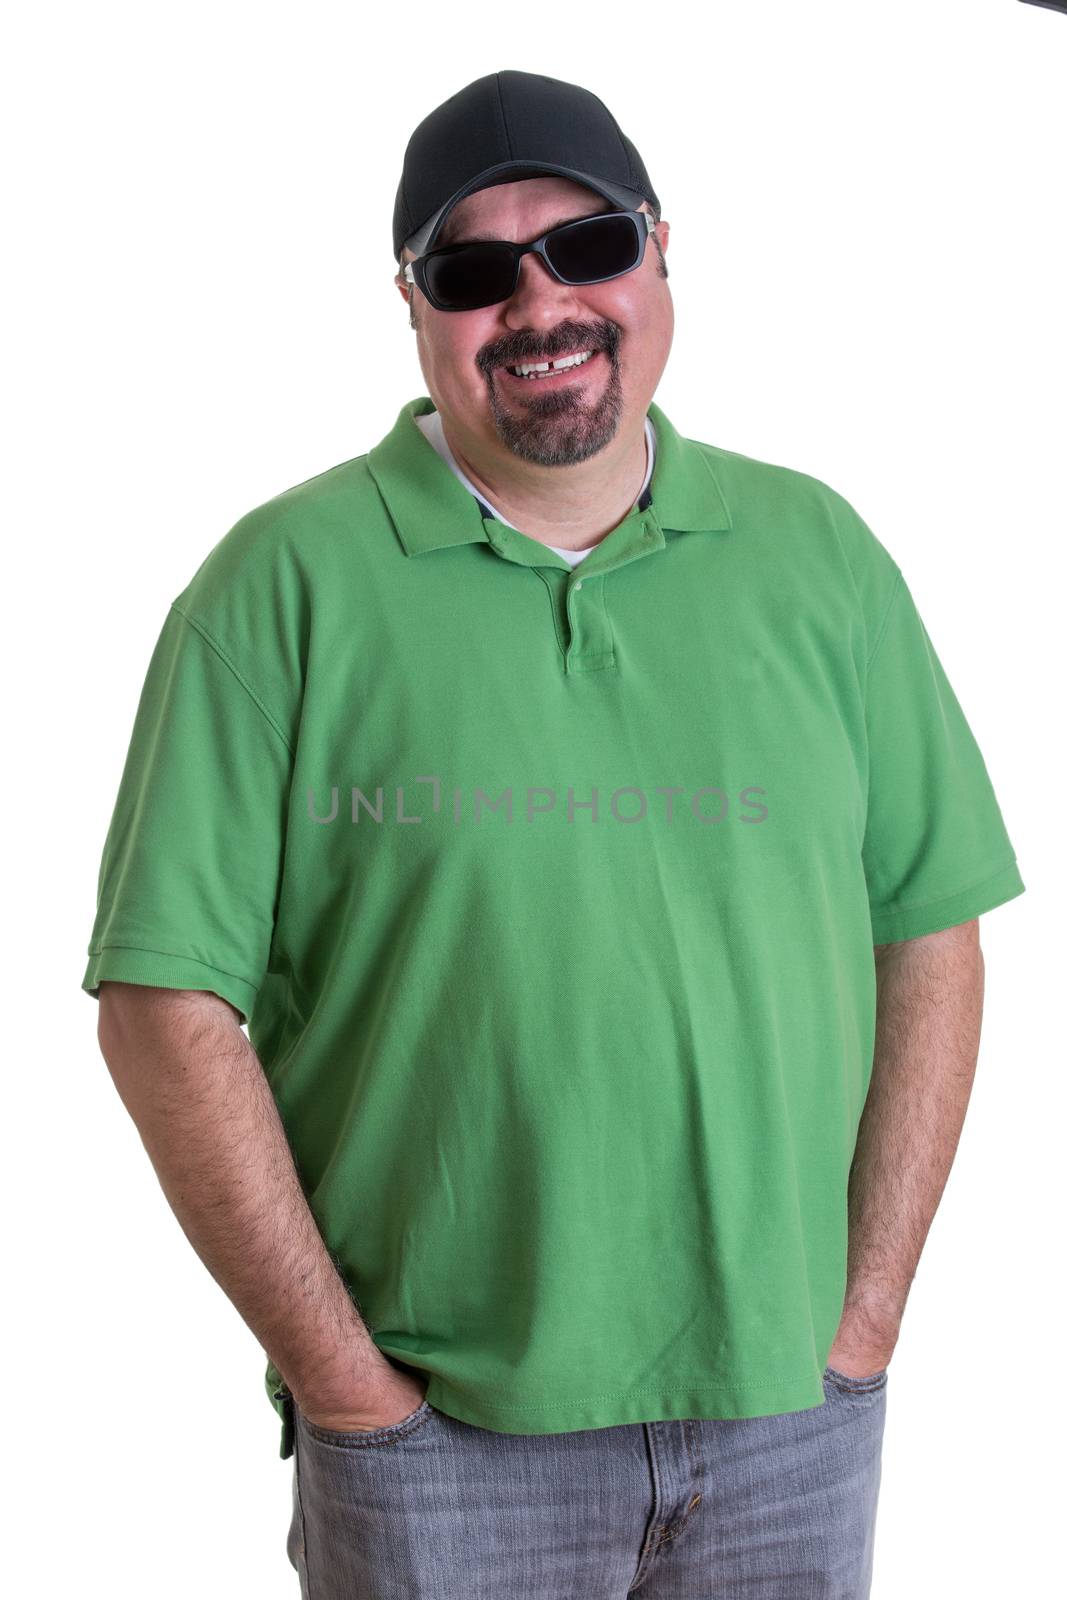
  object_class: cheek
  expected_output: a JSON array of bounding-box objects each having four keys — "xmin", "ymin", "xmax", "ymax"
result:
[
  {"xmin": 585, "ymin": 284, "xmax": 649, "ymax": 343},
  {"xmin": 619, "ymin": 289, "xmax": 669, "ymax": 355},
  {"xmin": 429, "ymin": 319, "xmax": 497, "ymax": 383}
]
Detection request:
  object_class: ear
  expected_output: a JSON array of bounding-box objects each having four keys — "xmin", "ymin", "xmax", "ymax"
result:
[{"xmin": 395, "ymin": 256, "xmax": 414, "ymax": 307}]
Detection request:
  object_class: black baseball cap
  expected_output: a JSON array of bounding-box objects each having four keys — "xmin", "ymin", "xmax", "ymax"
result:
[{"xmin": 392, "ymin": 70, "xmax": 661, "ymax": 265}]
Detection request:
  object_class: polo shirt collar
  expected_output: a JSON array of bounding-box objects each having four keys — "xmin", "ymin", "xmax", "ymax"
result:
[{"xmin": 367, "ymin": 395, "xmax": 732, "ymax": 560}]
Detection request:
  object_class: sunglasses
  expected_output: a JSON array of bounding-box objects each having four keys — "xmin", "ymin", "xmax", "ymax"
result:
[{"xmin": 402, "ymin": 209, "xmax": 656, "ymax": 313}]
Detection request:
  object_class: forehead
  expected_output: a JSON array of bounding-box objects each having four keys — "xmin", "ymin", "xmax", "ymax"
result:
[{"xmin": 436, "ymin": 176, "xmax": 615, "ymax": 248}]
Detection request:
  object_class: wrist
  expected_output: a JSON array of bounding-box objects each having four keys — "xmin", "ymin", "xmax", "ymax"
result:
[
  {"xmin": 841, "ymin": 1282, "xmax": 909, "ymax": 1337},
  {"xmin": 283, "ymin": 1347, "xmax": 393, "ymax": 1414}
]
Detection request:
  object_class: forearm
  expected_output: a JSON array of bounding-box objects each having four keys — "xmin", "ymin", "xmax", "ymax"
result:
[
  {"xmin": 842, "ymin": 920, "xmax": 986, "ymax": 1338},
  {"xmin": 96, "ymin": 982, "xmax": 382, "ymax": 1409}
]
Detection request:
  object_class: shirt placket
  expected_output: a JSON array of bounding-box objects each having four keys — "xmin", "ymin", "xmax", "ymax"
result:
[{"xmin": 481, "ymin": 511, "xmax": 667, "ymax": 675}]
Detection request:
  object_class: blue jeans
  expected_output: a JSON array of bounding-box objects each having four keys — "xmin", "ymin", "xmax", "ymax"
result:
[{"xmin": 285, "ymin": 1365, "xmax": 887, "ymax": 1597}]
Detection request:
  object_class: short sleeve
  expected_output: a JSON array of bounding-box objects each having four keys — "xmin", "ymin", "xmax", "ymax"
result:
[
  {"xmin": 862, "ymin": 568, "xmax": 1025, "ymax": 943},
  {"xmin": 81, "ymin": 603, "xmax": 293, "ymax": 1023}
]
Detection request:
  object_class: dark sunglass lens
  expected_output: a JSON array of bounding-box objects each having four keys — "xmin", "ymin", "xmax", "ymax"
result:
[
  {"xmin": 546, "ymin": 215, "xmax": 639, "ymax": 282},
  {"xmin": 424, "ymin": 243, "xmax": 515, "ymax": 310}
]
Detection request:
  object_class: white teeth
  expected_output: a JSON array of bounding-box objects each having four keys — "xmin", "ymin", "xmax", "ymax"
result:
[
  {"xmin": 507, "ymin": 349, "xmax": 595, "ymax": 378},
  {"xmin": 549, "ymin": 350, "xmax": 593, "ymax": 371}
]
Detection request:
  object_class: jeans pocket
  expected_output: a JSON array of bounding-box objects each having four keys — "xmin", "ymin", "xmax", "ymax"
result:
[
  {"xmin": 297, "ymin": 1397, "xmax": 436, "ymax": 1450},
  {"xmin": 823, "ymin": 1364, "xmax": 889, "ymax": 1396}
]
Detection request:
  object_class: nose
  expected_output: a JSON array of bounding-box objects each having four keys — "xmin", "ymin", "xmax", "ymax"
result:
[{"xmin": 502, "ymin": 251, "xmax": 584, "ymax": 331}]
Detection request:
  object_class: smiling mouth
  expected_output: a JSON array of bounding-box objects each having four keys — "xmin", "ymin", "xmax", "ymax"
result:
[{"xmin": 498, "ymin": 349, "xmax": 602, "ymax": 383}]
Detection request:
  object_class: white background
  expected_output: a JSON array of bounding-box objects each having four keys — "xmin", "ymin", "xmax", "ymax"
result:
[{"xmin": 4, "ymin": 1, "xmax": 1063, "ymax": 1594}]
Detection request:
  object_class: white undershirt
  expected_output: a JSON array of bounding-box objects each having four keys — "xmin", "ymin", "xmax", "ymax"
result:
[{"xmin": 415, "ymin": 410, "xmax": 657, "ymax": 566}]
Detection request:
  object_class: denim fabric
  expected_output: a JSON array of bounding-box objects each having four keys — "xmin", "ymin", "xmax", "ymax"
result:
[{"xmin": 285, "ymin": 1365, "xmax": 887, "ymax": 1597}]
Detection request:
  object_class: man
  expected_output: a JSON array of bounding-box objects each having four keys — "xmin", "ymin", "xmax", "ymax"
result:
[{"xmin": 84, "ymin": 70, "xmax": 1024, "ymax": 1598}]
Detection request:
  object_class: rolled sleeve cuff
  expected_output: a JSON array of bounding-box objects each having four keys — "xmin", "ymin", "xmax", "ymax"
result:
[
  {"xmin": 81, "ymin": 946, "xmax": 259, "ymax": 1024},
  {"xmin": 869, "ymin": 858, "xmax": 1026, "ymax": 944}
]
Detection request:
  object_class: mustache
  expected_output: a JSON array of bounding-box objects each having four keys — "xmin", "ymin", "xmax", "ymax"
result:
[{"xmin": 480, "ymin": 325, "xmax": 620, "ymax": 371}]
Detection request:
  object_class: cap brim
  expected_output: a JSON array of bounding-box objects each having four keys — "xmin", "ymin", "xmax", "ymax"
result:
[{"xmin": 401, "ymin": 162, "xmax": 647, "ymax": 260}]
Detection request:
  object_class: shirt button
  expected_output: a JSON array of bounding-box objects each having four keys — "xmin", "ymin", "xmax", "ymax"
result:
[{"xmin": 574, "ymin": 580, "xmax": 583, "ymax": 591}]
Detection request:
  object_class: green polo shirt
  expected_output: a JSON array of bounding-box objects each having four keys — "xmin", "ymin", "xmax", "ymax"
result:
[{"xmin": 82, "ymin": 395, "xmax": 1024, "ymax": 1458}]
